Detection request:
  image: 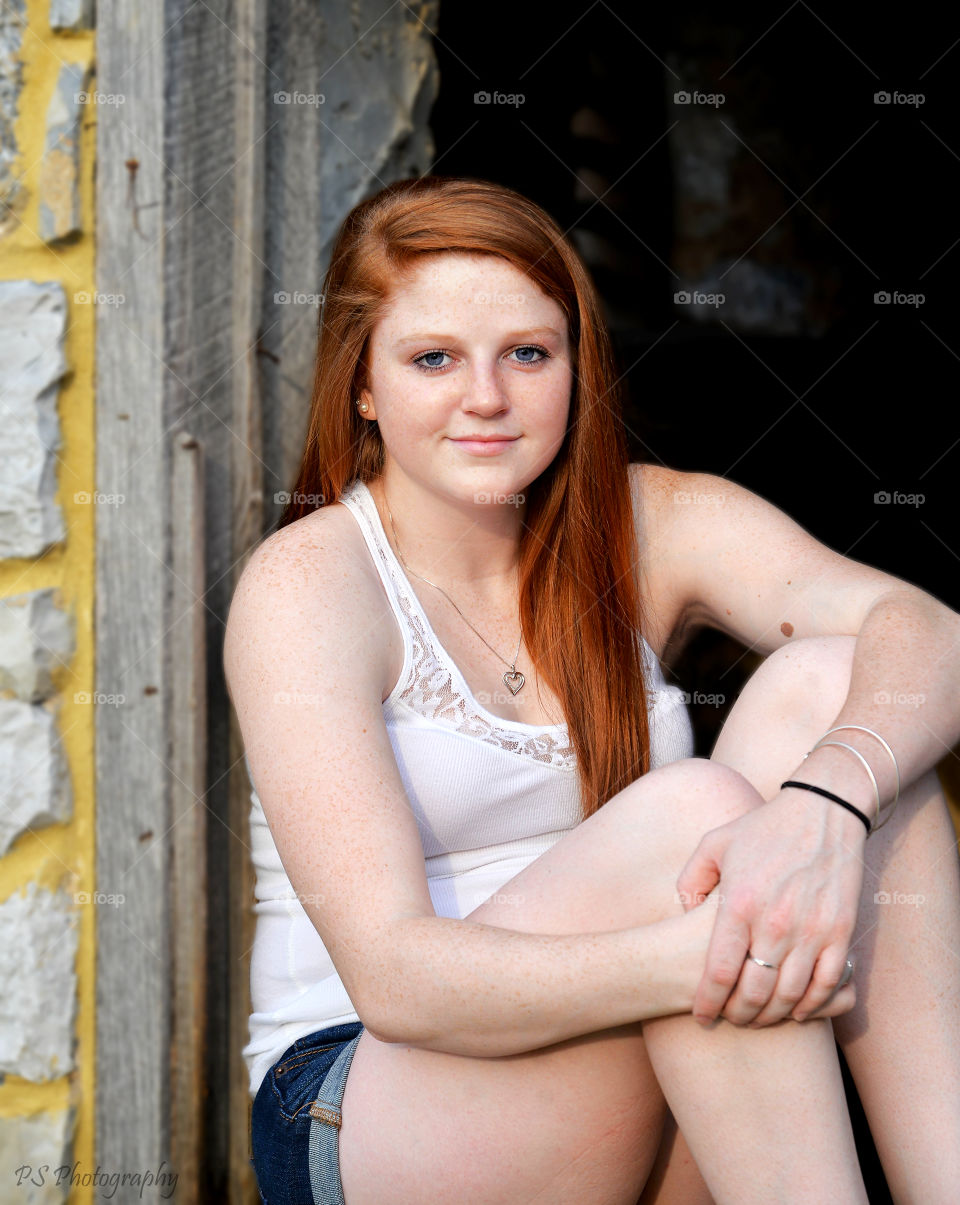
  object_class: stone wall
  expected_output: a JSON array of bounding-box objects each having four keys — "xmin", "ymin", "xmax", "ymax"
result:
[{"xmin": 0, "ymin": 2, "xmax": 95, "ymax": 1198}]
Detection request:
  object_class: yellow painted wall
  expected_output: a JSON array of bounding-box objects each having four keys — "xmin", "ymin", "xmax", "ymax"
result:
[{"xmin": 0, "ymin": 2, "xmax": 96, "ymax": 1199}]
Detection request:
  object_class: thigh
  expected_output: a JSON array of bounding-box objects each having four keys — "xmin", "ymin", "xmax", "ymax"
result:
[
  {"xmin": 636, "ymin": 1110, "xmax": 714, "ymax": 1205},
  {"xmin": 337, "ymin": 757, "xmax": 764, "ymax": 1205}
]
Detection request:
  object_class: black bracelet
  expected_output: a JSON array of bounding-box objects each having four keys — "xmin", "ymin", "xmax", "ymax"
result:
[{"xmin": 780, "ymin": 780, "xmax": 872, "ymax": 837}]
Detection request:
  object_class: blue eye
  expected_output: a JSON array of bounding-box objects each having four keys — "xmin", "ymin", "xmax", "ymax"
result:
[
  {"xmin": 412, "ymin": 345, "xmax": 551, "ymax": 373},
  {"xmin": 415, "ymin": 350, "xmax": 452, "ymax": 371},
  {"xmin": 511, "ymin": 345, "xmax": 551, "ymax": 363}
]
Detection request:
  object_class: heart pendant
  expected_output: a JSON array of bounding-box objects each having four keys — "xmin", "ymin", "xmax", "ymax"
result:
[{"xmin": 503, "ymin": 669, "xmax": 525, "ymax": 696}]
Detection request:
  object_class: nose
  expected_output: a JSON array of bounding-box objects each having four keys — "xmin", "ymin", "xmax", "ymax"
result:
[{"xmin": 462, "ymin": 360, "xmax": 510, "ymax": 416}]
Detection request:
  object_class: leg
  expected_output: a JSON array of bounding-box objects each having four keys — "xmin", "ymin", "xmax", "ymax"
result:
[
  {"xmin": 708, "ymin": 634, "xmax": 960, "ymax": 1203},
  {"xmin": 636, "ymin": 1108, "xmax": 714, "ymax": 1205},
  {"xmin": 337, "ymin": 754, "xmax": 867, "ymax": 1205}
]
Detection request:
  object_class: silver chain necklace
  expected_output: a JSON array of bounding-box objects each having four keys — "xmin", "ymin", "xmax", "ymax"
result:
[{"xmin": 384, "ymin": 498, "xmax": 526, "ymax": 697}]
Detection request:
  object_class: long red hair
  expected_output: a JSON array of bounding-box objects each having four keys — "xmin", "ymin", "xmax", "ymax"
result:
[{"xmin": 279, "ymin": 175, "xmax": 652, "ymax": 817}]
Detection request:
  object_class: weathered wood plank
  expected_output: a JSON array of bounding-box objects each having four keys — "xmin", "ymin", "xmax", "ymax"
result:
[
  {"xmin": 169, "ymin": 431, "xmax": 208, "ymax": 1203},
  {"xmin": 94, "ymin": 0, "xmax": 170, "ymax": 1180},
  {"xmin": 227, "ymin": 2, "xmax": 267, "ymax": 1200}
]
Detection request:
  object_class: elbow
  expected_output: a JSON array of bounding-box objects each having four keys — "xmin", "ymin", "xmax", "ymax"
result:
[{"xmin": 359, "ymin": 995, "xmax": 422, "ymax": 1046}]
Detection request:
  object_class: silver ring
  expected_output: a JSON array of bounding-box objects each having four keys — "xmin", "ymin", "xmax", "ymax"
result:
[
  {"xmin": 837, "ymin": 957, "xmax": 855, "ymax": 988},
  {"xmin": 747, "ymin": 951, "xmax": 779, "ymax": 970}
]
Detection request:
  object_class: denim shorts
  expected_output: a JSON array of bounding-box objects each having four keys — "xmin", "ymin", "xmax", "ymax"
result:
[{"xmin": 250, "ymin": 1020, "xmax": 365, "ymax": 1205}]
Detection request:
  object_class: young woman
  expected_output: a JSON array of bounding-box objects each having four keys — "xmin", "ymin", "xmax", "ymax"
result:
[{"xmin": 225, "ymin": 175, "xmax": 960, "ymax": 1205}]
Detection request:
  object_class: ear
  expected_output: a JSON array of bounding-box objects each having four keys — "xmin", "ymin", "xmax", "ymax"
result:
[{"xmin": 357, "ymin": 385, "xmax": 377, "ymax": 421}]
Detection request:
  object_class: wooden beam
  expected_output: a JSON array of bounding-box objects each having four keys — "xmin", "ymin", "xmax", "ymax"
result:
[
  {"xmin": 94, "ymin": 0, "xmax": 170, "ymax": 1177},
  {"xmin": 169, "ymin": 431, "xmax": 208, "ymax": 1203},
  {"xmin": 227, "ymin": 2, "xmax": 267, "ymax": 1200}
]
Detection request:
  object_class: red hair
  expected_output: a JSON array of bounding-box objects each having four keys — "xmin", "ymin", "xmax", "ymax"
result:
[{"xmin": 279, "ymin": 175, "xmax": 652, "ymax": 817}]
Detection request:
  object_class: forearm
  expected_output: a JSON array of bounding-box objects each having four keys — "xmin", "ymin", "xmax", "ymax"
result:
[
  {"xmin": 360, "ymin": 911, "xmax": 701, "ymax": 1056},
  {"xmin": 783, "ymin": 589, "xmax": 960, "ymax": 824}
]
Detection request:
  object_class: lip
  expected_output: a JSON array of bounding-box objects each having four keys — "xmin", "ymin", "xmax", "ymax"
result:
[{"xmin": 448, "ymin": 435, "xmax": 521, "ymax": 455}]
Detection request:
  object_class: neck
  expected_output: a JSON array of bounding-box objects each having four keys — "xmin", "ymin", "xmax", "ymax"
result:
[{"xmin": 367, "ymin": 469, "xmax": 525, "ymax": 597}]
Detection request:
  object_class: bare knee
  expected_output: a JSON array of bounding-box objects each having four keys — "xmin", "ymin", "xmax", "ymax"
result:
[
  {"xmin": 749, "ymin": 634, "xmax": 857, "ymax": 722},
  {"xmin": 618, "ymin": 757, "xmax": 765, "ymax": 859}
]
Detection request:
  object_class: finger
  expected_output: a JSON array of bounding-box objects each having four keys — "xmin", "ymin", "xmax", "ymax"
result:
[
  {"xmin": 718, "ymin": 946, "xmax": 792, "ymax": 1027},
  {"xmin": 806, "ymin": 980, "xmax": 856, "ymax": 1020},
  {"xmin": 742, "ymin": 945, "xmax": 820, "ymax": 1027},
  {"xmin": 676, "ymin": 836, "xmax": 723, "ymax": 913},
  {"xmin": 789, "ymin": 946, "xmax": 853, "ymax": 1021},
  {"xmin": 691, "ymin": 902, "xmax": 751, "ymax": 1023}
]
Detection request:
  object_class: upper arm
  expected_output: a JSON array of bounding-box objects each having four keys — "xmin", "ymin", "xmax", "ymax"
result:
[
  {"xmin": 633, "ymin": 464, "xmax": 925, "ymax": 656},
  {"xmin": 223, "ymin": 513, "xmax": 435, "ymax": 1030}
]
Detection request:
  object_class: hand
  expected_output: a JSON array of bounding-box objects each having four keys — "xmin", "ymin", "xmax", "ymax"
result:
[
  {"xmin": 675, "ymin": 788, "xmax": 867, "ymax": 1027},
  {"xmin": 678, "ymin": 884, "xmax": 857, "ymax": 1025}
]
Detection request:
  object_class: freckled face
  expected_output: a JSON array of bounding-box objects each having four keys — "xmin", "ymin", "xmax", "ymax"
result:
[{"xmin": 358, "ymin": 253, "xmax": 574, "ymax": 505}]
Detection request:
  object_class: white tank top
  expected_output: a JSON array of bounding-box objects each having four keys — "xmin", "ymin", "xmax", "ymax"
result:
[{"xmin": 242, "ymin": 478, "xmax": 695, "ymax": 1097}]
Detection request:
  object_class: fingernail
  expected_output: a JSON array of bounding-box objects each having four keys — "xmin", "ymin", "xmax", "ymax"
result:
[
  {"xmin": 793, "ymin": 1012, "xmax": 806, "ymax": 1022},
  {"xmin": 694, "ymin": 1014, "xmax": 711, "ymax": 1027}
]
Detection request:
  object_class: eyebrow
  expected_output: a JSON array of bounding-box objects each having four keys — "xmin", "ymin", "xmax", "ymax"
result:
[{"xmin": 394, "ymin": 326, "xmax": 565, "ymax": 346}]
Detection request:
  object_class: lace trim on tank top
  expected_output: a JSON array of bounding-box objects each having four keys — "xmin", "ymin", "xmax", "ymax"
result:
[
  {"xmin": 392, "ymin": 580, "xmax": 576, "ymax": 769},
  {"xmin": 345, "ymin": 480, "xmax": 577, "ymax": 771}
]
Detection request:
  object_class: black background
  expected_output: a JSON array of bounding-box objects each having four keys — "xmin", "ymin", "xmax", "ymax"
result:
[{"xmin": 425, "ymin": 4, "xmax": 960, "ymax": 1200}]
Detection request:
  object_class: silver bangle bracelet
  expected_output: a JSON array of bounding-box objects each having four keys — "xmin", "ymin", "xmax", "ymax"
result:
[
  {"xmin": 804, "ymin": 740, "xmax": 881, "ymax": 831},
  {"xmin": 818, "ymin": 724, "xmax": 901, "ymax": 831}
]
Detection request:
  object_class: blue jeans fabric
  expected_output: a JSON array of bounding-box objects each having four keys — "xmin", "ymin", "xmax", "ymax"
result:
[{"xmin": 250, "ymin": 1021, "xmax": 365, "ymax": 1204}]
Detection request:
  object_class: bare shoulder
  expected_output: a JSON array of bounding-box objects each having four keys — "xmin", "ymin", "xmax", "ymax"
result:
[
  {"xmin": 223, "ymin": 502, "xmax": 395, "ymax": 704},
  {"xmin": 627, "ymin": 462, "xmax": 700, "ymax": 662}
]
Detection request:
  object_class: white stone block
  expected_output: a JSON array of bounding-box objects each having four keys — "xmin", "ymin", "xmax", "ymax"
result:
[
  {"xmin": 0, "ymin": 883, "xmax": 78, "ymax": 1082},
  {"xmin": 0, "ymin": 1, "xmax": 27, "ymax": 235},
  {"xmin": 0, "ymin": 589, "xmax": 74, "ymax": 701},
  {"xmin": 39, "ymin": 60, "xmax": 91, "ymax": 241},
  {"xmin": 0, "ymin": 281, "xmax": 68, "ymax": 558},
  {"xmin": 49, "ymin": 0, "xmax": 95, "ymax": 33},
  {"xmin": 0, "ymin": 1107, "xmax": 76, "ymax": 1201},
  {"xmin": 0, "ymin": 699, "xmax": 72, "ymax": 857}
]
